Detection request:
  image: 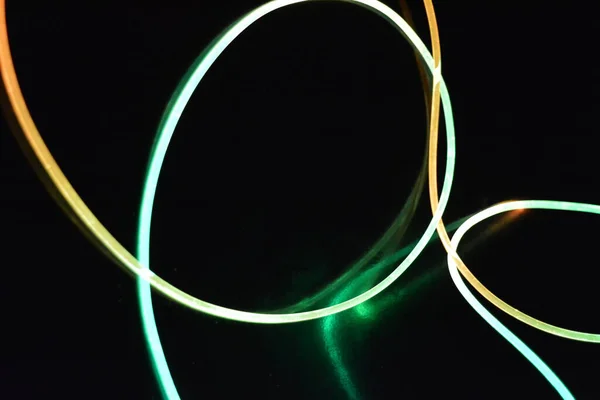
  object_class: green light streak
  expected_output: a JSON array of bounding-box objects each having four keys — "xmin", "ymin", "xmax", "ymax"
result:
[
  {"xmin": 137, "ymin": 0, "xmax": 456, "ymax": 321},
  {"xmin": 321, "ymin": 214, "xmax": 489, "ymax": 399},
  {"xmin": 134, "ymin": 2, "xmax": 575, "ymax": 399}
]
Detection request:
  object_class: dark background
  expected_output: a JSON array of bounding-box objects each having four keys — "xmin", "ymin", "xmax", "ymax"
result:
[{"xmin": 1, "ymin": 0, "xmax": 599, "ymax": 398}]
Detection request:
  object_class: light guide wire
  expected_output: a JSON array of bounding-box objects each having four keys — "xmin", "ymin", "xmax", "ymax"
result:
[
  {"xmin": 0, "ymin": 0, "xmax": 456, "ymax": 324},
  {"xmin": 135, "ymin": 1, "xmax": 452, "ymax": 397},
  {"xmin": 420, "ymin": 1, "xmax": 576, "ymax": 398}
]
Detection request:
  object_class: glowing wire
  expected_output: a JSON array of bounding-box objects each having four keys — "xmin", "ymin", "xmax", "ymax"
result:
[
  {"xmin": 446, "ymin": 201, "xmax": 600, "ymax": 400},
  {"xmin": 419, "ymin": 0, "xmax": 599, "ymax": 346},
  {"xmin": 135, "ymin": 0, "xmax": 573, "ymax": 397},
  {"xmin": 419, "ymin": 1, "xmax": 575, "ymax": 398},
  {"xmin": 0, "ymin": 0, "xmax": 455, "ymax": 323},
  {"xmin": 449, "ymin": 200, "xmax": 600, "ymax": 343},
  {"xmin": 134, "ymin": 1, "xmax": 451, "ymax": 396}
]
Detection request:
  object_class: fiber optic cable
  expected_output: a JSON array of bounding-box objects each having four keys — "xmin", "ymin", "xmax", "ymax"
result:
[
  {"xmin": 418, "ymin": 0, "xmax": 599, "ymax": 345},
  {"xmin": 419, "ymin": 1, "xmax": 574, "ymax": 397},
  {"xmin": 133, "ymin": 2, "xmax": 446, "ymax": 396},
  {"xmin": 0, "ymin": 0, "xmax": 456, "ymax": 324},
  {"xmin": 135, "ymin": 1, "xmax": 575, "ymax": 395}
]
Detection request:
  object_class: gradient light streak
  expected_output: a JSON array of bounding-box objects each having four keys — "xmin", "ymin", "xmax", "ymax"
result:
[
  {"xmin": 419, "ymin": 0, "xmax": 598, "ymax": 345},
  {"xmin": 419, "ymin": 1, "xmax": 574, "ymax": 397},
  {"xmin": 0, "ymin": 0, "xmax": 455, "ymax": 322},
  {"xmin": 0, "ymin": 0, "xmax": 455, "ymax": 397},
  {"xmin": 134, "ymin": 1, "xmax": 455, "ymax": 397},
  {"xmin": 449, "ymin": 199, "xmax": 600, "ymax": 344}
]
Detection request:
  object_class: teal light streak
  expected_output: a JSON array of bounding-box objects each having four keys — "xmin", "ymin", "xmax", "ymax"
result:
[
  {"xmin": 136, "ymin": 0, "xmax": 457, "ymax": 398},
  {"xmin": 135, "ymin": 1, "xmax": 575, "ymax": 399},
  {"xmin": 448, "ymin": 201, "xmax": 589, "ymax": 400},
  {"xmin": 137, "ymin": 0, "xmax": 457, "ymax": 322}
]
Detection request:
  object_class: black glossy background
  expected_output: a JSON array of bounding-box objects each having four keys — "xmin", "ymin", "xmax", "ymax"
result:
[{"xmin": 1, "ymin": 1, "xmax": 599, "ymax": 398}]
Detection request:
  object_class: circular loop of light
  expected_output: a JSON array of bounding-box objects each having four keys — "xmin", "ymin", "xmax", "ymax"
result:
[
  {"xmin": 134, "ymin": 1, "xmax": 453, "ymax": 397},
  {"xmin": 0, "ymin": 0, "xmax": 455, "ymax": 323}
]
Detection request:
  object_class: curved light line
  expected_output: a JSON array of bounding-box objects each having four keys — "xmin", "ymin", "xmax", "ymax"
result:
[
  {"xmin": 419, "ymin": 1, "xmax": 576, "ymax": 398},
  {"xmin": 134, "ymin": 1, "xmax": 453, "ymax": 396},
  {"xmin": 446, "ymin": 201, "xmax": 592, "ymax": 399},
  {"xmin": 0, "ymin": 0, "xmax": 455, "ymax": 324},
  {"xmin": 420, "ymin": 0, "xmax": 599, "ymax": 345}
]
